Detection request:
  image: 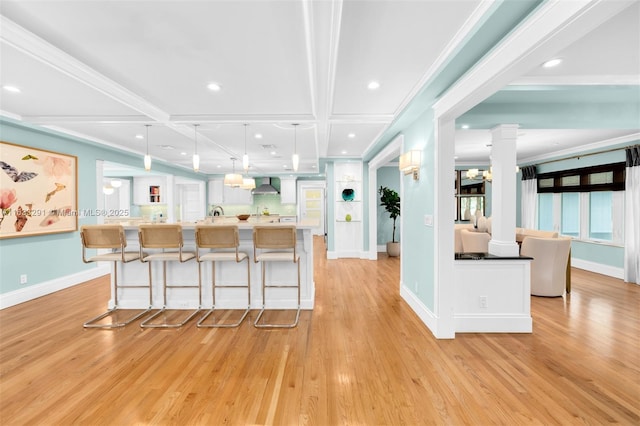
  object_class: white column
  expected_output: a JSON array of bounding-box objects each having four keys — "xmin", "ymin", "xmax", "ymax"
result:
[{"xmin": 488, "ymin": 124, "xmax": 520, "ymax": 257}]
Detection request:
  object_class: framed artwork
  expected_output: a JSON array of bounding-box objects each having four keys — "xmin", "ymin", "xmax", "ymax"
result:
[{"xmin": 0, "ymin": 141, "xmax": 78, "ymax": 239}]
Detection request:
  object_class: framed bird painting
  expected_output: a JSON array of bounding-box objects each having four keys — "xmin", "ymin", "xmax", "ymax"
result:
[{"xmin": 0, "ymin": 141, "xmax": 78, "ymax": 239}]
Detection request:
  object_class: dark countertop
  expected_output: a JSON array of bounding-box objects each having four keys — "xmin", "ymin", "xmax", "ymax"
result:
[{"xmin": 455, "ymin": 253, "xmax": 532, "ymax": 260}]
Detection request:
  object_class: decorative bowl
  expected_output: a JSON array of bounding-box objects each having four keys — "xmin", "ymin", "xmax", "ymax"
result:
[
  {"xmin": 342, "ymin": 188, "xmax": 355, "ymax": 201},
  {"xmin": 237, "ymin": 214, "xmax": 250, "ymax": 221}
]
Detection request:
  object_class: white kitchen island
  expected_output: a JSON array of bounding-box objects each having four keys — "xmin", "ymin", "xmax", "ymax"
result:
[{"xmin": 103, "ymin": 218, "xmax": 318, "ymax": 311}]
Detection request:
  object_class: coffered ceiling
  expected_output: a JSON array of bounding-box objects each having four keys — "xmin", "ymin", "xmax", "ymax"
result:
[{"xmin": 1, "ymin": 1, "xmax": 638, "ymax": 176}]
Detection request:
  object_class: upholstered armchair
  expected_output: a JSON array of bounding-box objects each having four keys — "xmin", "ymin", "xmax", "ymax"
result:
[
  {"xmin": 460, "ymin": 228, "xmax": 490, "ymax": 253},
  {"xmin": 454, "ymin": 224, "xmax": 475, "ymax": 253},
  {"xmin": 520, "ymin": 236, "xmax": 571, "ymax": 297}
]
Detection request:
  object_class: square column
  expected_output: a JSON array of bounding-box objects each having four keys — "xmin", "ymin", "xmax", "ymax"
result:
[{"xmin": 488, "ymin": 124, "xmax": 520, "ymax": 257}]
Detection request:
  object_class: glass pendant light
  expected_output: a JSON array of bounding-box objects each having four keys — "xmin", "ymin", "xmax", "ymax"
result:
[
  {"xmin": 192, "ymin": 124, "xmax": 200, "ymax": 172},
  {"xmin": 292, "ymin": 123, "xmax": 299, "ymax": 172},
  {"xmin": 242, "ymin": 123, "xmax": 249, "ymax": 172},
  {"xmin": 144, "ymin": 124, "xmax": 152, "ymax": 171}
]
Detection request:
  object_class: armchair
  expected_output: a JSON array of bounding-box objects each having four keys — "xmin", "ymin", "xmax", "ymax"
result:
[{"xmin": 520, "ymin": 236, "xmax": 571, "ymax": 297}]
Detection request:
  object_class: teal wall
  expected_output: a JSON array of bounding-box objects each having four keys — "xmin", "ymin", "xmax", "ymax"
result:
[
  {"xmin": 377, "ymin": 166, "xmax": 401, "ymax": 245},
  {"xmin": 0, "ymin": 119, "xmax": 207, "ymax": 295},
  {"xmin": 400, "ymin": 108, "xmax": 436, "ymax": 310}
]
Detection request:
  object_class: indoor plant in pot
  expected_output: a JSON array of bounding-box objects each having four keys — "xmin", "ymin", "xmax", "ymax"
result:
[{"xmin": 378, "ymin": 186, "xmax": 401, "ymax": 257}]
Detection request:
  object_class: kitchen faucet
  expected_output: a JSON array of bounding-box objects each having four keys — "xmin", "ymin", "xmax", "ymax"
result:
[{"xmin": 211, "ymin": 205, "xmax": 224, "ymax": 216}]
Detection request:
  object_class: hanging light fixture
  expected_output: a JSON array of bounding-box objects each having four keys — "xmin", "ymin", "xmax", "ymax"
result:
[
  {"xmin": 242, "ymin": 123, "xmax": 249, "ymax": 172},
  {"xmin": 292, "ymin": 123, "xmax": 299, "ymax": 172},
  {"xmin": 144, "ymin": 124, "xmax": 152, "ymax": 171},
  {"xmin": 192, "ymin": 124, "xmax": 200, "ymax": 172},
  {"xmin": 224, "ymin": 158, "xmax": 243, "ymax": 187},
  {"xmin": 240, "ymin": 177, "xmax": 256, "ymax": 190}
]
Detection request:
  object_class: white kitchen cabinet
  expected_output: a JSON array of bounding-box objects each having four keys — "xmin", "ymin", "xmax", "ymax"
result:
[
  {"xmin": 223, "ymin": 185, "xmax": 253, "ymax": 205},
  {"xmin": 133, "ymin": 176, "xmax": 167, "ymax": 205},
  {"xmin": 208, "ymin": 178, "xmax": 252, "ymax": 205},
  {"xmin": 280, "ymin": 177, "xmax": 297, "ymax": 204},
  {"xmin": 208, "ymin": 178, "xmax": 224, "ymax": 205}
]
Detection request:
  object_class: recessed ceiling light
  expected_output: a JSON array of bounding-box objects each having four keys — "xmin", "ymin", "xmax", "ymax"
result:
[
  {"xmin": 254, "ymin": 133, "xmax": 263, "ymax": 139},
  {"xmin": 367, "ymin": 81, "xmax": 380, "ymax": 90},
  {"xmin": 348, "ymin": 133, "xmax": 356, "ymax": 138},
  {"xmin": 135, "ymin": 134, "xmax": 144, "ymax": 139},
  {"xmin": 207, "ymin": 82, "xmax": 222, "ymax": 91},
  {"xmin": 341, "ymin": 150, "xmax": 347, "ymax": 154},
  {"xmin": 271, "ymin": 151, "xmax": 277, "ymax": 156},
  {"xmin": 3, "ymin": 85, "xmax": 21, "ymax": 93},
  {"xmin": 542, "ymin": 58, "xmax": 562, "ymax": 68},
  {"xmin": 180, "ymin": 152, "xmax": 187, "ymax": 156},
  {"xmin": 461, "ymin": 124, "xmax": 469, "ymax": 129},
  {"xmin": 216, "ymin": 164, "xmax": 221, "ymax": 168}
]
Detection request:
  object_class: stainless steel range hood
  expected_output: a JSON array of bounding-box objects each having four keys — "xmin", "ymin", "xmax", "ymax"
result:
[{"xmin": 251, "ymin": 178, "xmax": 279, "ymax": 195}]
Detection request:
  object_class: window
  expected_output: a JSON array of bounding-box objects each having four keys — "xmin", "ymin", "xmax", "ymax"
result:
[
  {"xmin": 561, "ymin": 193, "xmax": 580, "ymax": 237},
  {"xmin": 535, "ymin": 163, "xmax": 625, "ymax": 245}
]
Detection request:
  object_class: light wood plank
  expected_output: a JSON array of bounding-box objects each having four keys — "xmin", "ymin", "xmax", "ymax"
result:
[{"xmin": 0, "ymin": 237, "xmax": 638, "ymax": 425}]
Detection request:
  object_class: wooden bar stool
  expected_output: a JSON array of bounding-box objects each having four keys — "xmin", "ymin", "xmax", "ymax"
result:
[
  {"xmin": 252, "ymin": 225, "xmax": 300, "ymax": 328},
  {"xmin": 195, "ymin": 225, "xmax": 250, "ymax": 328},
  {"xmin": 80, "ymin": 224, "xmax": 151, "ymax": 328},
  {"xmin": 138, "ymin": 224, "xmax": 199, "ymax": 328}
]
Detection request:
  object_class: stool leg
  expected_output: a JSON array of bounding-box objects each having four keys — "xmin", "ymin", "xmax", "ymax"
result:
[
  {"xmin": 254, "ymin": 259, "xmax": 300, "ymax": 329},
  {"xmin": 198, "ymin": 259, "xmax": 250, "ymax": 328},
  {"xmin": 84, "ymin": 261, "xmax": 151, "ymax": 328},
  {"xmin": 141, "ymin": 260, "xmax": 199, "ymax": 328}
]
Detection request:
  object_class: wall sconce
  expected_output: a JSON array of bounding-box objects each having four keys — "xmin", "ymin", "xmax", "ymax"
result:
[{"xmin": 399, "ymin": 150, "xmax": 420, "ymax": 180}]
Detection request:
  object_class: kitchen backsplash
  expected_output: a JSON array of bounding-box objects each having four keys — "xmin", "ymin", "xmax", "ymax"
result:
[{"xmin": 210, "ymin": 194, "xmax": 297, "ymax": 216}]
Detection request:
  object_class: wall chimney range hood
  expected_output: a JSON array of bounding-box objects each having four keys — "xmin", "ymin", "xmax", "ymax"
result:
[{"xmin": 251, "ymin": 178, "xmax": 279, "ymax": 195}]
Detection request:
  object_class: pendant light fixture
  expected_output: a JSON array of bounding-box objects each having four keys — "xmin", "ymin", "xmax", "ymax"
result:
[
  {"xmin": 224, "ymin": 157, "xmax": 243, "ymax": 187},
  {"xmin": 192, "ymin": 124, "xmax": 200, "ymax": 172},
  {"xmin": 144, "ymin": 124, "xmax": 152, "ymax": 171},
  {"xmin": 292, "ymin": 123, "xmax": 299, "ymax": 172},
  {"xmin": 242, "ymin": 123, "xmax": 249, "ymax": 172}
]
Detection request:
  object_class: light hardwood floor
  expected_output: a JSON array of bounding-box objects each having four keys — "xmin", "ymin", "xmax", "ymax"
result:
[{"xmin": 1, "ymin": 236, "xmax": 638, "ymax": 425}]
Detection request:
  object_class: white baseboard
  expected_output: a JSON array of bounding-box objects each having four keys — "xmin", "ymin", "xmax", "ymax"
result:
[
  {"xmin": 0, "ymin": 265, "xmax": 109, "ymax": 310},
  {"xmin": 454, "ymin": 314, "xmax": 533, "ymax": 333},
  {"xmin": 326, "ymin": 250, "xmax": 368, "ymax": 259},
  {"xmin": 399, "ymin": 283, "xmax": 450, "ymax": 338},
  {"xmin": 572, "ymin": 258, "xmax": 624, "ymax": 279}
]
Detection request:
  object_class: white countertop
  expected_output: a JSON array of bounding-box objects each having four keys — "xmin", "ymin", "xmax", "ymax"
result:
[{"xmin": 118, "ymin": 218, "xmax": 318, "ymax": 230}]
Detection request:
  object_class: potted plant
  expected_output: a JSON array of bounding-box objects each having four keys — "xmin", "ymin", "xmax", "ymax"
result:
[{"xmin": 378, "ymin": 186, "xmax": 401, "ymax": 257}]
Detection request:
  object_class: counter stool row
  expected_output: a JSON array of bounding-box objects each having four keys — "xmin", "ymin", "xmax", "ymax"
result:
[{"xmin": 80, "ymin": 224, "xmax": 300, "ymax": 329}]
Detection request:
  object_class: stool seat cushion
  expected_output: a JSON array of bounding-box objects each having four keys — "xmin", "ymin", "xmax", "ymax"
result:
[
  {"xmin": 88, "ymin": 252, "xmax": 140, "ymax": 262},
  {"xmin": 256, "ymin": 252, "xmax": 299, "ymax": 262},
  {"xmin": 142, "ymin": 252, "xmax": 195, "ymax": 262},
  {"xmin": 199, "ymin": 252, "xmax": 248, "ymax": 262}
]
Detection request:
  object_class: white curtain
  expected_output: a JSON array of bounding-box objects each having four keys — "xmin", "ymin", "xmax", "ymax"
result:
[
  {"xmin": 624, "ymin": 146, "xmax": 640, "ymax": 284},
  {"xmin": 520, "ymin": 165, "xmax": 537, "ymax": 230}
]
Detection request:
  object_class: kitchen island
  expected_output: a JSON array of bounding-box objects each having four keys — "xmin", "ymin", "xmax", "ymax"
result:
[{"xmin": 103, "ymin": 218, "xmax": 318, "ymax": 311}]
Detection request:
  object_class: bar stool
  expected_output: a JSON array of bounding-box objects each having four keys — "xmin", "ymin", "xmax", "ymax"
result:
[
  {"xmin": 80, "ymin": 224, "xmax": 151, "ymax": 328},
  {"xmin": 138, "ymin": 224, "xmax": 199, "ymax": 328},
  {"xmin": 253, "ymin": 225, "xmax": 300, "ymax": 328},
  {"xmin": 195, "ymin": 225, "xmax": 250, "ymax": 327}
]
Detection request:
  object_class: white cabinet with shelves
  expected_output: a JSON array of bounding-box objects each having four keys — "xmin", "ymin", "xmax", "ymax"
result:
[
  {"xmin": 280, "ymin": 177, "xmax": 297, "ymax": 204},
  {"xmin": 331, "ymin": 162, "xmax": 363, "ymax": 258},
  {"xmin": 133, "ymin": 176, "xmax": 167, "ymax": 205}
]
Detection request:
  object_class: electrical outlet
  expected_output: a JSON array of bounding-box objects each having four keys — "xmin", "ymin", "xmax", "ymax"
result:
[
  {"xmin": 479, "ymin": 296, "xmax": 488, "ymax": 308},
  {"xmin": 20, "ymin": 274, "xmax": 28, "ymax": 284}
]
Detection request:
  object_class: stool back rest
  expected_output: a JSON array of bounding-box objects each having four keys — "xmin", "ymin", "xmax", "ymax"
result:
[
  {"xmin": 81, "ymin": 225, "xmax": 125, "ymax": 249},
  {"xmin": 253, "ymin": 226, "xmax": 297, "ymax": 261},
  {"xmin": 138, "ymin": 224, "xmax": 184, "ymax": 249},
  {"xmin": 195, "ymin": 225, "xmax": 239, "ymax": 249},
  {"xmin": 80, "ymin": 225, "xmax": 126, "ymax": 263}
]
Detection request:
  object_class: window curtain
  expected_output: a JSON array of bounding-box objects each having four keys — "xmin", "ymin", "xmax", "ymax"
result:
[
  {"xmin": 521, "ymin": 165, "xmax": 537, "ymax": 229},
  {"xmin": 624, "ymin": 145, "xmax": 640, "ymax": 284}
]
